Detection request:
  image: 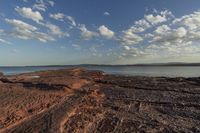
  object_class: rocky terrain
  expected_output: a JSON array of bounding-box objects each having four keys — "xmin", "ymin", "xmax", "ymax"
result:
[
  {"xmin": 0, "ymin": 72, "xmax": 3, "ymax": 77},
  {"xmin": 0, "ymin": 68, "xmax": 200, "ymax": 133}
]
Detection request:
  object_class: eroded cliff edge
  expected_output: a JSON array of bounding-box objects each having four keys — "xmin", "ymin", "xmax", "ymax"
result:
[{"xmin": 0, "ymin": 68, "xmax": 200, "ymax": 133}]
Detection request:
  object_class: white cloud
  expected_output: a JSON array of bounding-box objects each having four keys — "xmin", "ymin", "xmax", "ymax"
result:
[
  {"xmin": 174, "ymin": 27, "xmax": 187, "ymax": 38},
  {"xmin": 123, "ymin": 45, "xmax": 131, "ymax": 50},
  {"xmin": 118, "ymin": 16, "xmax": 151, "ymax": 46},
  {"xmin": 144, "ymin": 10, "xmax": 173, "ymax": 25},
  {"xmin": 48, "ymin": 1, "xmax": 54, "ymax": 7},
  {"xmin": 12, "ymin": 27, "xmax": 54, "ymax": 42},
  {"xmin": 50, "ymin": 13, "xmax": 76, "ymax": 27},
  {"xmin": 188, "ymin": 31, "xmax": 200, "ymax": 41},
  {"xmin": 50, "ymin": 13, "xmax": 65, "ymax": 21},
  {"xmin": 15, "ymin": 7, "xmax": 43, "ymax": 23},
  {"xmin": 133, "ymin": 19, "xmax": 151, "ymax": 32},
  {"xmin": 120, "ymin": 29, "xmax": 143, "ymax": 45},
  {"xmin": 5, "ymin": 18, "xmax": 69, "ymax": 42},
  {"xmin": 0, "ymin": 38, "xmax": 11, "ymax": 44},
  {"xmin": 145, "ymin": 14, "xmax": 167, "ymax": 25},
  {"xmin": 145, "ymin": 41, "xmax": 198, "ymax": 58},
  {"xmin": 33, "ymin": 3, "xmax": 46, "ymax": 11},
  {"xmin": 119, "ymin": 9, "xmax": 200, "ymax": 60},
  {"xmin": 173, "ymin": 11, "xmax": 200, "ymax": 30},
  {"xmin": 66, "ymin": 16, "xmax": 76, "ymax": 27},
  {"xmin": 121, "ymin": 47, "xmax": 145, "ymax": 57},
  {"xmin": 5, "ymin": 19, "xmax": 37, "ymax": 31},
  {"xmin": 126, "ymin": 19, "xmax": 151, "ymax": 34},
  {"xmin": 160, "ymin": 10, "xmax": 173, "ymax": 17},
  {"xmin": 79, "ymin": 24, "xmax": 98, "ymax": 40},
  {"xmin": 154, "ymin": 24, "xmax": 171, "ymax": 34},
  {"xmin": 98, "ymin": 25, "xmax": 115, "ymax": 39},
  {"xmin": 144, "ymin": 33, "xmax": 154, "ymax": 38},
  {"xmin": 143, "ymin": 24, "xmax": 200, "ymax": 59},
  {"xmin": 152, "ymin": 27, "xmax": 187, "ymax": 43},
  {"xmin": 5, "ymin": 18, "xmax": 55, "ymax": 42},
  {"xmin": 104, "ymin": 12, "xmax": 110, "ymax": 16},
  {"xmin": 33, "ymin": 0, "xmax": 54, "ymax": 11},
  {"xmin": 45, "ymin": 23, "xmax": 69, "ymax": 37},
  {"xmin": 34, "ymin": 31, "xmax": 55, "ymax": 42}
]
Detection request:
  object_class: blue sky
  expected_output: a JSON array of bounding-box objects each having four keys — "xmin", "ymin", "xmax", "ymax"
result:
[{"xmin": 0, "ymin": 0, "xmax": 200, "ymax": 66}]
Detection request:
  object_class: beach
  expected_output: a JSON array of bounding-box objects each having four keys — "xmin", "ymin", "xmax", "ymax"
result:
[{"xmin": 0, "ymin": 68, "xmax": 200, "ymax": 132}]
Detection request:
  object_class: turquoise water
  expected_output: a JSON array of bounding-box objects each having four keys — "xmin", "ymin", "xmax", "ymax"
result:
[{"xmin": 0, "ymin": 66, "xmax": 200, "ymax": 77}]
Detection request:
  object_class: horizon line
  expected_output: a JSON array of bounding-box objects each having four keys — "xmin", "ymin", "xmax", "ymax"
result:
[{"xmin": 0, "ymin": 62, "xmax": 200, "ymax": 67}]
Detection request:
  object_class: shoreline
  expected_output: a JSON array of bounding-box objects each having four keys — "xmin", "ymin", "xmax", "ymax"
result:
[
  {"xmin": 0, "ymin": 68, "xmax": 200, "ymax": 132},
  {"xmin": 1, "ymin": 66, "xmax": 200, "ymax": 78}
]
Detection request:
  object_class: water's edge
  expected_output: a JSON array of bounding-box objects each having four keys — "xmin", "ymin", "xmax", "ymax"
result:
[{"xmin": 0, "ymin": 66, "xmax": 200, "ymax": 77}]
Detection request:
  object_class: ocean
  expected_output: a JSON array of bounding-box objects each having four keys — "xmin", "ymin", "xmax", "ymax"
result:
[{"xmin": 0, "ymin": 66, "xmax": 200, "ymax": 77}]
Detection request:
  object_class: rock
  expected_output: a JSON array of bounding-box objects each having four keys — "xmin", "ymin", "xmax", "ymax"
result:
[
  {"xmin": 0, "ymin": 72, "xmax": 3, "ymax": 77},
  {"xmin": 0, "ymin": 68, "xmax": 200, "ymax": 133}
]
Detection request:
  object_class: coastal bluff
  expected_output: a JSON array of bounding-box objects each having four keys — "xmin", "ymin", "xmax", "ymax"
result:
[{"xmin": 0, "ymin": 68, "xmax": 200, "ymax": 133}]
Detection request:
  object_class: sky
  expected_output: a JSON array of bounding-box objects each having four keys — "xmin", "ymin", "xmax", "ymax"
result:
[{"xmin": 0, "ymin": 0, "xmax": 200, "ymax": 66}]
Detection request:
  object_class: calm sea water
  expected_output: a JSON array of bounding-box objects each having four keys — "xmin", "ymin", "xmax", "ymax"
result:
[{"xmin": 0, "ymin": 66, "xmax": 200, "ymax": 77}]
